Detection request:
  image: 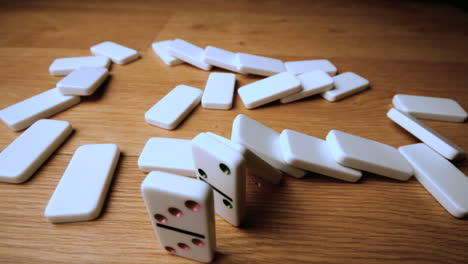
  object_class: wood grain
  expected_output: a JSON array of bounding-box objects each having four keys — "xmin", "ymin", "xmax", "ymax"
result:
[{"xmin": 0, "ymin": 1, "xmax": 467, "ymax": 263}]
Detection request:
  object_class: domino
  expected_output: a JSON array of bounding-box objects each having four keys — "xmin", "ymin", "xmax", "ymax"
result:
[
  {"xmin": 168, "ymin": 39, "xmax": 212, "ymax": 71},
  {"xmin": 284, "ymin": 59, "xmax": 337, "ymax": 76},
  {"xmin": 152, "ymin": 40, "xmax": 184, "ymax": 66},
  {"xmin": 49, "ymin": 56, "xmax": 111, "ymax": 76},
  {"xmin": 236, "ymin": 52, "xmax": 286, "ymax": 76},
  {"xmin": 238, "ymin": 72, "xmax": 302, "ymax": 109},
  {"xmin": 321, "ymin": 72, "xmax": 369, "ymax": 102},
  {"xmin": 90, "ymin": 41, "xmax": 140, "ymax": 64},
  {"xmin": 326, "ymin": 130, "xmax": 413, "ymax": 181},
  {"xmin": 201, "ymin": 72, "xmax": 236, "ymax": 110},
  {"xmin": 231, "ymin": 114, "xmax": 306, "ymax": 178},
  {"xmin": 203, "ymin": 46, "xmax": 244, "ymax": 73},
  {"xmin": 145, "ymin": 85, "xmax": 202, "ymax": 130},
  {"xmin": 0, "ymin": 88, "xmax": 81, "ymax": 131},
  {"xmin": 279, "ymin": 129, "xmax": 362, "ymax": 182},
  {"xmin": 0, "ymin": 119, "xmax": 72, "ymax": 183},
  {"xmin": 44, "ymin": 144, "xmax": 120, "ymax": 223},
  {"xmin": 141, "ymin": 171, "xmax": 216, "ymax": 263},
  {"xmin": 280, "ymin": 70, "xmax": 334, "ymax": 104},
  {"xmin": 399, "ymin": 143, "xmax": 468, "ymax": 218},
  {"xmin": 138, "ymin": 137, "xmax": 196, "ymax": 177},
  {"xmin": 393, "ymin": 94, "xmax": 467, "ymax": 123},
  {"xmin": 57, "ymin": 67, "xmax": 109, "ymax": 96},
  {"xmin": 192, "ymin": 133, "xmax": 246, "ymax": 226}
]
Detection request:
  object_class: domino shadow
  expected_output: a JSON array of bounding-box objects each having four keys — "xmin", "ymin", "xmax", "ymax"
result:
[{"xmin": 80, "ymin": 75, "xmax": 113, "ymax": 103}]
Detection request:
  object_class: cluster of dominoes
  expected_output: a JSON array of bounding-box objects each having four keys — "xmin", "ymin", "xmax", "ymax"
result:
[{"xmin": 146, "ymin": 39, "xmax": 369, "ymax": 130}]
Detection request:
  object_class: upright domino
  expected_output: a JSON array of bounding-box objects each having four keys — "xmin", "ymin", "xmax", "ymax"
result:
[
  {"xmin": 284, "ymin": 59, "xmax": 337, "ymax": 76},
  {"xmin": 141, "ymin": 171, "xmax": 216, "ymax": 262},
  {"xmin": 326, "ymin": 130, "xmax": 413, "ymax": 181},
  {"xmin": 321, "ymin": 72, "xmax": 369, "ymax": 102},
  {"xmin": 49, "ymin": 56, "xmax": 111, "ymax": 76},
  {"xmin": 280, "ymin": 70, "xmax": 334, "ymax": 104},
  {"xmin": 145, "ymin": 85, "xmax": 202, "ymax": 130},
  {"xmin": 387, "ymin": 108, "xmax": 465, "ymax": 160},
  {"xmin": 169, "ymin": 39, "xmax": 212, "ymax": 71},
  {"xmin": 138, "ymin": 137, "xmax": 196, "ymax": 177},
  {"xmin": 0, "ymin": 88, "xmax": 80, "ymax": 131},
  {"xmin": 192, "ymin": 133, "xmax": 246, "ymax": 226},
  {"xmin": 236, "ymin": 53, "xmax": 286, "ymax": 76},
  {"xmin": 399, "ymin": 144, "xmax": 468, "ymax": 218},
  {"xmin": 231, "ymin": 114, "xmax": 306, "ymax": 178},
  {"xmin": 203, "ymin": 46, "xmax": 244, "ymax": 73},
  {"xmin": 57, "ymin": 67, "xmax": 109, "ymax": 96},
  {"xmin": 152, "ymin": 40, "xmax": 184, "ymax": 66},
  {"xmin": 392, "ymin": 94, "xmax": 467, "ymax": 123},
  {"xmin": 201, "ymin": 72, "xmax": 236, "ymax": 110},
  {"xmin": 44, "ymin": 144, "xmax": 120, "ymax": 223},
  {"xmin": 90, "ymin": 41, "xmax": 140, "ymax": 64},
  {"xmin": 237, "ymin": 72, "xmax": 302, "ymax": 109},
  {"xmin": 0, "ymin": 120, "xmax": 72, "ymax": 183}
]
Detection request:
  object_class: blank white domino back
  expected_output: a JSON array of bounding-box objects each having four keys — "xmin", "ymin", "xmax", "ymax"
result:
[
  {"xmin": 0, "ymin": 119, "xmax": 72, "ymax": 183},
  {"xmin": 141, "ymin": 171, "xmax": 216, "ymax": 263},
  {"xmin": 231, "ymin": 114, "xmax": 306, "ymax": 178},
  {"xmin": 0, "ymin": 88, "xmax": 80, "ymax": 131},
  {"xmin": 90, "ymin": 41, "xmax": 139, "ymax": 64},
  {"xmin": 387, "ymin": 108, "xmax": 465, "ymax": 161},
  {"xmin": 236, "ymin": 53, "xmax": 286, "ymax": 76},
  {"xmin": 326, "ymin": 130, "xmax": 413, "ymax": 181},
  {"xmin": 169, "ymin": 39, "xmax": 212, "ymax": 71},
  {"xmin": 138, "ymin": 137, "xmax": 196, "ymax": 177},
  {"xmin": 284, "ymin": 59, "xmax": 337, "ymax": 76},
  {"xmin": 57, "ymin": 67, "xmax": 109, "ymax": 96},
  {"xmin": 321, "ymin": 72, "xmax": 369, "ymax": 102},
  {"xmin": 203, "ymin": 46, "xmax": 244, "ymax": 73},
  {"xmin": 152, "ymin": 40, "xmax": 184, "ymax": 66},
  {"xmin": 280, "ymin": 70, "xmax": 334, "ymax": 104},
  {"xmin": 44, "ymin": 144, "xmax": 120, "ymax": 223},
  {"xmin": 145, "ymin": 85, "xmax": 202, "ymax": 130},
  {"xmin": 399, "ymin": 144, "xmax": 468, "ymax": 218},
  {"xmin": 393, "ymin": 94, "xmax": 467, "ymax": 123},
  {"xmin": 202, "ymin": 72, "xmax": 236, "ymax": 110},
  {"xmin": 49, "ymin": 56, "xmax": 111, "ymax": 76}
]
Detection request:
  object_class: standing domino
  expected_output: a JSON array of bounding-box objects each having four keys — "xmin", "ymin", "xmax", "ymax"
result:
[
  {"xmin": 141, "ymin": 171, "xmax": 216, "ymax": 263},
  {"xmin": 91, "ymin": 41, "xmax": 140, "ymax": 64},
  {"xmin": 284, "ymin": 59, "xmax": 337, "ymax": 76},
  {"xmin": 202, "ymin": 73, "xmax": 236, "ymax": 110},
  {"xmin": 280, "ymin": 70, "xmax": 334, "ymax": 104},
  {"xmin": 57, "ymin": 67, "xmax": 109, "ymax": 96},
  {"xmin": 321, "ymin": 72, "xmax": 369, "ymax": 102},
  {"xmin": 236, "ymin": 53, "xmax": 286, "ymax": 76},
  {"xmin": 203, "ymin": 46, "xmax": 244, "ymax": 73},
  {"xmin": 152, "ymin": 40, "xmax": 184, "ymax": 66},
  {"xmin": 169, "ymin": 39, "xmax": 212, "ymax": 71},
  {"xmin": 49, "ymin": 56, "xmax": 111, "ymax": 76}
]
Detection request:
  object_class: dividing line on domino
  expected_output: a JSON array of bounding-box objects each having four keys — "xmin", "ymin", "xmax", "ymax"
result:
[{"xmin": 91, "ymin": 41, "xmax": 140, "ymax": 64}]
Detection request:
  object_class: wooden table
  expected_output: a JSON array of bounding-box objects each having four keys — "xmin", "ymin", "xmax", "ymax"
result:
[{"xmin": 1, "ymin": 1, "xmax": 467, "ymax": 263}]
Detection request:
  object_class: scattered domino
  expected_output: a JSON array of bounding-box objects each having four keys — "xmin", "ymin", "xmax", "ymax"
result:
[
  {"xmin": 387, "ymin": 108, "xmax": 465, "ymax": 161},
  {"xmin": 0, "ymin": 120, "xmax": 72, "ymax": 183},
  {"xmin": 203, "ymin": 46, "xmax": 244, "ymax": 73},
  {"xmin": 49, "ymin": 56, "xmax": 111, "ymax": 76},
  {"xmin": 238, "ymin": 72, "xmax": 302, "ymax": 109},
  {"xmin": 152, "ymin": 40, "xmax": 184, "ymax": 66},
  {"xmin": 392, "ymin": 94, "xmax": 467, "ymax": 123},
  {"xmin": 321, "ymin": 72, "xmax": 369, "ymax": 102},
  {"xmin": 145, "ymin": 85, "xmax": 202, "ymax": 130},
  {"xmin": 0, "ymin": 88, "xmax": 81, "ymax": 131},
  {"xmin": 138, "ymin": 138, "xmax": 196, "ymax": 177},
  {"xmin": 399, "ymin": 143, "xmax": 468, "ymax": 218},
  {"xmin": 280, "ymin": 70, "xmax": 334, "ymax": 104},
  {"xmin": 201, "ymin": 72, "xmax": 236, "ymax": 110},
  {"xmin": 169, "ymin": 39, "xmax": 212, "ymax": 71},
  {"xmin": 44, "ymin": 144, "xmax": 120, "ymax": 223},
  {"xmin": 284, "ymin": 59, "xmax": 337, "ymax": 76},
  {"xmin": 236, "ymin": 52, "xmax": 286, "ymax": 76},
  {"xmin": 279, "ymin": 129, "xmax": 362, "ymax": 182},
  {"xmin": 91, "ymin": 41, "xmax": 140, "ymax": 64},
  {"xmin": 57, "ymin": 67, "xmax": 109, "ymax": 96},
  {"xmin": 141, "ymin": 171, "xmax": 216, "ymax": 263},
  {"xmin": 326, "ymin": 130, "xmax": 413, "ymax": 181},
  {"xmin": 231, "ymin": 114, "xmax": 306, "ymax": 178}
]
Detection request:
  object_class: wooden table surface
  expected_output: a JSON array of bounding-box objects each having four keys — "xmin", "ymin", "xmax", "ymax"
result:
[{"xmin": 1, "ymin": 1, "xmax": 467, "ymax": 263}]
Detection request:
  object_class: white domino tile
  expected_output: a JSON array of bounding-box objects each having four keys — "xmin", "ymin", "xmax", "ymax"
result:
[
  {"xmin": 231, "ymin": 114, "xmax": 306, "ymax": 178},
  {"xmin": 152, "ymin": 40, "xmax": 184, "ymax": 66},
  {"xmin": 279, "ymin": 129, "xmax": 362, "ymax": 182},
  {"xmin": 90, "ymin": 41, "xmax": 140, "ymax": 64},
  {"xmin": 284, "ymin": 59, "xmax": 337, "ymax": 76},
  {"xmin": 49, "ymin": 56, "xmax": 111, "ymax": 76},
  {"xmin": 326, "ymin": 130, "xmax": 413, "ymax": 181},
  {"xmin": 0, "ymin": 88, "xmax": 81, "ymax": 131},
  {"xmin": 399, "ymin": 143, "xmax": 468, "ymax": 218},
  {"xmin": 168, "ymin": 39, "xmax": 212, "ymax": 71},
  {"xmin": 387, "ymin": 108, "xmax": 465, "ymax": 160},
  {"xmin": 0, "ymin": 120, "xmax": 72, "ymax": 183},
  {"xmin": 280, "ymin": 70, "xmax": 334, "ymax": 104},
  {"xmin": 238, "ymin": 72, "xmax": 302, "ymax": 109},
  {"xmin": 138, "ymin": 138, "xmax": 196, "ymax": 177},
  {"xmin": 44, "ymin": 144, "xmax": 120, "ymax": 223},
  {"xmin": 321, "ymin": 72, "xmax": 369, "ymax": 102},
  {"xmin": 145, "ymin": 85, "xmax": 202, "ymax": 130},
  {"xmin": 57, "ymin": 67, "xmax": 109, "ymax": 96},
  {"xmin": 201, "ymin": 72, "xmax": 236, "ymax": 110},
  {"xmin": 203, "ymin": 46, "xmax": 244, "ymax": 73},
  {"xmin": 236, "ymin": 52, "xmax": 286, "ymax": 76},
  {"xmin": 393, "ymin": 94, "xmax": 467, "ymax": 123}
]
